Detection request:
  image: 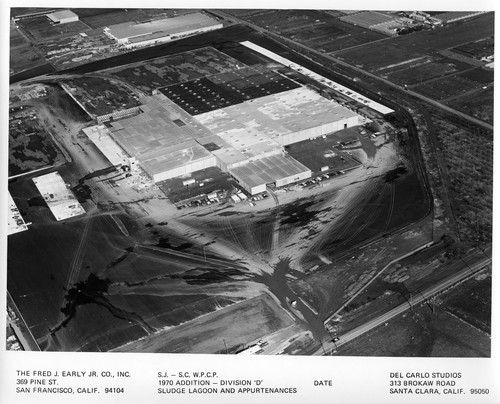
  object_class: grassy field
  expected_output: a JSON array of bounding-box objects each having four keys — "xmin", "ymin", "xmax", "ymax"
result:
[
  {"xmin": 384, "ymin": 57, "xmax": 471, "ymax": 86},
  {"xmin": 414, "ymin": 73, "xmax": 490, "ymax": 101},
  {"xmin": 452, "ymin": 36, "xmax": 494, "ymax": 60},
  {"xmin": 431, "ymin": 113, "xmax": 493, "ymax": 245},
  {"xmin": 336, "ymin": 41, "xmax": 425, "ymax": 71},
  {"xmin": 9, "ymin": 38, "xmax": 47, "ymax": 75},
  {"xmin": 447, "ymin": 85, "xmax": 494, "ymax": 124},
  {"xmin": 446, "ymin": 272, "xmax": 491, "ymax": 334}
]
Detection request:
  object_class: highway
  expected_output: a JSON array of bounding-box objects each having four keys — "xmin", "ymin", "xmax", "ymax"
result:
[
  {"xmin": 312, "ymin": 255, "xmax": 492, "ymax": 355},
  {"xmin": 209, "ymin": 10, "xmax": 493, "ymax": 132}
]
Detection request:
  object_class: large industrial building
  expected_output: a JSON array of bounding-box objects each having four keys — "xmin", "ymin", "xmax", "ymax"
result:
[
  {"xmin": 107, "ymin": 84, "xmax": 360, "ymax": 194},
  {"xmin": 85, "ymin": 39, "xmax": 397, "ymax": 196},
  {"xmin": 104, "ymin": 12, "xmax": 223, "ymax": 49},
  {"xmin": 108, "ymin": 94, "xmax": 216, "ymax": 182}
]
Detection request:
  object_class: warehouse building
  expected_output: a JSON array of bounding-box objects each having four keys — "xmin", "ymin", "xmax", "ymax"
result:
[
  {"xmin": 196, "ymin": 86, "xmax": 360, "ymax": 147},
  {"xmin": 108, "ymin": 94, "xmax": 217, "ymax": 182},
  {"xmin": 104, "ymin": 12, "xmax": 222, "ymax": 48},
  {"xmin": 229, "ymin": 154, "xmax": 311, "ymax": 195},
  {"xmin": 102, "ymin": 85, "xmax": 362, "ymax": 194},
  {"xmin": 46, "ymin": 10, "xmax": 79, "ymax": 24}
]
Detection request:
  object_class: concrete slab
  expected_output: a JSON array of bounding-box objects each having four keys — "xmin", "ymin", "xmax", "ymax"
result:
[
  {"xmin": 8, "ymin": 192, "xmax": 28, "ymax": 235},
  {"xmin": 32, "ymin": 172, "xmax": 85, "ymax": 221}
]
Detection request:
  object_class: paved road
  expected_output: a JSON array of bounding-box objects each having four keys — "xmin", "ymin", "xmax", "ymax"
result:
[
  {"xmin": 312, "ymin": 255, "xmax": 492, "ymax": 355},
  {"xmin": 210, "ymin": 10, "xmax": 493, "ymax": 132}
]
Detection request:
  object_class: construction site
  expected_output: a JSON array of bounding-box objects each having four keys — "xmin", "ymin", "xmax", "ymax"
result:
[
  {"xmin": 9, "ymin": 14, "xmax": 489, "ymax": 360},
  {"xmin": 56, "ymin": 41, "xmax": 382, "ymax": 202}
]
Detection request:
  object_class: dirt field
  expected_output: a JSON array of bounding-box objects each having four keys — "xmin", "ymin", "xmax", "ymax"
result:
[{"xmin": 113, "ymin": 292, "xmax": 293, "ymax": 353}]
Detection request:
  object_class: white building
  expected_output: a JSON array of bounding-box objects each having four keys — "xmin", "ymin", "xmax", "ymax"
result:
[
  {"xmin": 46, "ymin": 10, "xmax": 79, "ymax": 24},
  {"xmin": 104, "ymin": 12, "xmax": 222, "ymax": 49}
]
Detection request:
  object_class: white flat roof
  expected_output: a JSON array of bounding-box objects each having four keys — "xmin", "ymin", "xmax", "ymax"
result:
[
  {"xmin": 196, "ymin": 86, "xmax": 358, "ymax": 147},
  {"xmin": 230, "ymin": 154, "xmax": 311, "ymax": 188},
  {"xmin": 8, "ymin": 192, "xmax": 28, "ymax": 235},
  {"xmin": 106, "ymin": 12, "xmax": 219, "ymax": 41},
  {"xmin": 83, "ymin": 125, "xmax": 128, "ymax": 167},
  {"xmin": 47, "ymin": 10, "xmax": 78, "ymax": 23},
  {"xmin": 241, "ymin": 41, "xmax": 394, "ymax": 115},
  {"xmin": 33, "ymin": 172, "xmax": 85, "ymax": 221}
]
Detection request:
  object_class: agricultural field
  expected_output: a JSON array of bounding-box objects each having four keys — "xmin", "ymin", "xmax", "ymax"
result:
[
  {"xmin": 335, "ymin": 12, "xmax": 493, "ymax": 72},
  {"xmin": 17, "ymin": 16, "xmax": 91, "ymax": 41},
  {"xmin": 414, "ymin": 68, "xmax": 493, "ymax": 101},
  {"xmin": 447, "ymin": 86, "xmax": 494, "ymax": 125},
  {"xmin": 224, "ymin": 9, "xmax": 386, "ymax": 53},
  {"xmin": 105, "ymin": 47, "xmax": 245, "ymax": 93},
  {"xmin": 10, "ymin": 25, "xmax": 28, "ymax": 48},
  {"xmin": 61, "ymin": 77, "xmax": 141, "ymax": 115},
  {"xmin": 339, "ymin": 11, "xmax": 395, "ymax": 28},
  {"xmin": 452, "ymin": 36, "xmax": 494, "ymax": 60},
  {"xmin": 10, "ymin": 46, "xmax": 47, "ymax": 75},
  {"xmin": 9, "ymin": 107, "xmax": 65, "ymax": 177},
  {"xmin": 382, "ymin": 56, "xmax": 472, "ymax": 87},
  {"xmin": 10, "ymin": 23, "xmax": 47, "ymax": 75},
  {"xmin": 388, "ymin": 12, "xmax": 494, "ymax": 53},
  {"xmin": 337, "ymin": 40, "xmax": 426, "ymax": 71}
]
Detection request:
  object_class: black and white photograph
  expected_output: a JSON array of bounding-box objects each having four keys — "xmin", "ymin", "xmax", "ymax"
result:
[{"xmin": 2, "ymin": 1, "xmax": 498, "ymax": 403}]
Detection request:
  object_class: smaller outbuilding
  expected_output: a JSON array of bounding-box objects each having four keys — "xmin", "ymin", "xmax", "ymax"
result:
[{"xmin": 46, "ymin": 10, "xmax": 79, "ymax": 24}]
